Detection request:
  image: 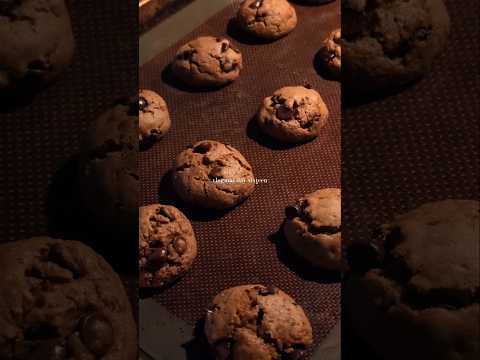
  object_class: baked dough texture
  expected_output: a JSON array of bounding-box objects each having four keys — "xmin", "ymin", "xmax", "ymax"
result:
[
  {"xmin": 0, "ymin": 237, "xmax": 137, "ymax": 360},
  {"xmin": 342, "ymin": 0, "xmax": 450, "ymax": 94},
  {"xmin": 205, "ymin": 285, "xmax": 313, "ymax": 360}
]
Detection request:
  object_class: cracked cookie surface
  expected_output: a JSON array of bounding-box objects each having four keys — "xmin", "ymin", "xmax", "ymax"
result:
[
  {"xmin": 172, "ymin": 140, "xmax": 255, "ymax": 210},
  {"xmin": 138, "ymin": 89, "xmax": 171, "ymax": 147},
  {"xmin": 341, "ymin": 0, "xmax": 450, "ymax": 95},
  {"xmin": 139, "ymin": 204, "xmax": 197, "ymax": 288},
  {"xmin": 284, "ymin": 188, "xmax": 342, "ymax": 270},
  {"xmin": 345, "ymin": 200, "xmax": 479, "ymax": 360},
  {"xmin": 79, "ymin": 96, "xmax": 138, "ymax": 238},
  {"xmin": 318, "ymin": 29, "xmax": 341, "ymax": 78},
  {"xmin": 172, "ymin": 36, "xmax": 243, "ymax": 88},
  {"xmin": 257, "ymin": 85, "xmax": 329, "ymax": 144},
  {"xmin": 205, "ymin": 285, "xmax": 313, "ymax": 360},
  {"xmin": 0, "ymin": 0, "xmax": 74, "ymax": 90},
  {"xmin": 0, "ymin": 237, "xmax": 137, "ymax": 360},
  {"xmin": 237, "ymin": 0, "xmax": 297, "ymax": 40}
]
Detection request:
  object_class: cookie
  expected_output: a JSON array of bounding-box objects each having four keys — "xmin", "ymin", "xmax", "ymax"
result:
[
  {"xmin": 342, "ymin": 0, "xmax": 450, "ymax": 95},
  {"xmin": 318, "ymin": 29, "xmax": 341, "ymax": 78},
  {"xmin": 284, "ymin": 188, "xmax": 342, "ymax": 271},
  {"xmin": 172, "ymin": 36, "xmax": 243, "ymax": 88},
  {"xmin": 139, "ymin": 89, "xmax": 171, "ymax": 147},
  {"xmin": 0, "ymin": 237, "xmax": 137, "ymax": 360},
  {"xmin": 257, "ymin": 85, "xmax": 329, "ymax": 143},
  {"xmin": 79, "ymin": 96, "xmax": 138, "ymax": 239},
  {"xmin": 346, "ymin": 200, "xmax": 479, "ymax": 360},
  {"xmin": 172, "ymin": 140, "xmax": 255, "ymax": 210},
  {"xmin": 237, "ymin": 0, "xmax": 297, "ymax": 40},
  {"xmin": 205, "ymin": 285, "xmax": 313, "ymax": 360},
  {"xmin": 139, "ymin": 204, "xmax": 197, "ymax": 288},
  {"xmin": 0, "ymin": 0, "xmax": 75, "ymax": 90}
]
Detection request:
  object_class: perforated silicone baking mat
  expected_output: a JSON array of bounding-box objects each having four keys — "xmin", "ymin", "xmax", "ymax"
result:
[
  {"xmin": 342, "ymin": 0, "xmax": 479, "ymax": 357},
  {"xmin": 0, "ymin": 0, "xmax": 138, "ymax": 311},
  {"xmin": 139, "ymin": 1, "xmax": 341, "ymax": 358}
]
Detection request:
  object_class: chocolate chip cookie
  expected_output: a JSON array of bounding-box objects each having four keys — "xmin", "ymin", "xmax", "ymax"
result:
[
  {"xmin": 172, "ymin": 140, "xmax": 255, "ymax": 210},
  {"xmin": 346, "ymin": 200, "xmax": 479, "ymax": 360},
  {"xmin": 318, "ymin": 29, "xmax": 341, "ymax": 78},
  {"xmin": 205, "ymin": 285, "xmax": 313, "ymax": 360},
  {"xmin": 172, "ymin": 36, "xmax": 243, "ymax": 88},
  {"xmin": 257, "ymin": 85, "xmax": 329, "ymax": 143},
  {"xmin": 0, "ymin": 0, "xmax": 75, "ymax": 90},
  {"xmin": 237, "ymin": 0, "xmax": 297, "ymax": 40},
  {"xmin": 342, "ymin": 0, "xmax": 450, "ymax": 95},
  {"xmin": 0, "ymin": 237, "xmax": 137, "ymax": 360},
  {"xmin": 139, "ymin": 89, "xmax": 171, "ymax": 147},
  {"xmin": 139, "ymin": 204, "xmax": 197, "ymax": 288},
  {"xmin": 284, "ymin": 188, "xmax": 342, "ymax": 271},
  {"xmin": 79, "ymin": 96, "xmax": 138, "ymax": 239}
]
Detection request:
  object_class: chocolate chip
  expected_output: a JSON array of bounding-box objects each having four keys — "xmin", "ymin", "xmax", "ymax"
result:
[
  {"xmin": 276, "ymin": 106, "xmax": 294, "ymax": 120},
  {"xmin": 259, "ymin": 285, "xmax": 277, "ymax": 296},
  {"xmin": 193, "ymin": 142, "xmax": 212, "ymax": 153},
  {"xmin": 249, "ymin": 0, "xmax": 262, "ymax": 9},
  {"xmin": 304, "ymin": 83, "xmax": 312, "ymax": 89},
  {"xmin": 156, "ymin": 206, "xmax": 176, "ymax": 221},
  {"xmin": 318, "ymin": 46, "xmax": 335, "ymax": 62},
  {"xmin": 202, "ymin": 156, "xmax": 213, "ymax": 165},
  {"xmin": 271, "ymin": 95, "xmax": 285, "ymax": 106},
  {"xmin": 285, "ymin": 205, "xmax": 300, "ymax": 219},
  {"xmin": 139, "ymin": 96, "xmax": 148, "ymax": 111},
  {"xmin": 149, "ymin": 240, "xmax": 161, "ymax": 248},
  {"xmin": 80, "ymin": 314, "xmax": 114, "ymax": 356},
  {"xmin": 220, "ymin": 58, "xmax": 236, "ymax": 72},
  {"xmin": 173, "ymin": 238, "xmax": 187, "ymax": 255},
  {"xmin": 209, "ymin": 166, "xmax": 224, "ymax": 179},
  {"xmin": 221, "ymin": 42, "xmax": 229, "ymax": 52},
  {"xmin": 148, "ymin": 248, "xmax": 168, "ymax": 267}
]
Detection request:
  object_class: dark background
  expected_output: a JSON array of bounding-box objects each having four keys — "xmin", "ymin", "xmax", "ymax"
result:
[
  {"xmin": 342, "ymin": 0, "xmax": 479, "ymax": 358},
  {"xmin": 0, "ymin": 0, "xmax": 138, "ymax": 312}
]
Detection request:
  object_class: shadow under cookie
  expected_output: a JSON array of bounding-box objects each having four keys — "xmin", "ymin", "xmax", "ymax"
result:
[
  {"xmin": 182, "ymin": 317, "xmax": 213, "ymax": 360},
  {"xmin": 269, "ymin": 224, "xmax": 341, "ymax": 283},
  {"xmin": 46, "ymin": 154, "xmax": 137, "ymax": 272}
]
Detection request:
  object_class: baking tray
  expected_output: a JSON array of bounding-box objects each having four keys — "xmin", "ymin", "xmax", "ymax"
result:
[
  {"xmin": 341, "ymin": 0, "xmax": 479, "ymax": 357},
  {"xmin": 140, "ymin": 0, "xmax": 195, "ymax": 33},
  {"xmin": 139, "ymin": 1, "xmax": 341, "ymax": 359}
]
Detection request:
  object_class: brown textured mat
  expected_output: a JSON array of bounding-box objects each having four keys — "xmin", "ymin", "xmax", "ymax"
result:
[
  {"xmin": 139, "ymin": 0, "xmax": 341, "ymax": 357},
  {"xmin": 0, "ymin": 0, "xmax": 138, "ymax": 311},
  {"xmin": 342, "ymin": 0, "xmax": 479, "ymax": 358}
]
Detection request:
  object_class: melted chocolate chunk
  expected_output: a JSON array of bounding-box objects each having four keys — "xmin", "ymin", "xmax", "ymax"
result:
[
  {"xmin": 221, "ymin": 42, "xmax": 229, "ymax": 52},
  {"xmin": 276, "ymin": 106, "xmax": 294, "ymax": 120},
  {"xmin": 139, "ymin": 96, "xmax": 148, "ymax": 111},
  {"xmin": 285, "ymin": 205, "xmax": 300, "ymax": 219},
  {"xmin": 80, "ymin": 314, "xmax": 114, "ymax": 356},
  {"xmin": 173, "ymin": 238, "xmax": 187, "ymax": 255},
  {"xmin": 209, "ymin": 166, "xmax": 224, "ymax": 179},
  {"xmin": 249, "ymin": 0, "xmax": 263, "ymax": 9},
  {"xmin": 148, "ymin": 248, "xmax": 168, "ymax": 267},
  {"xmin": 318, "ymin": 46, "xmax": 335, "ymax": 62},
  {"xmin": 193, "ymin": 142, "xmax": 212, "ymax": 153}
]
